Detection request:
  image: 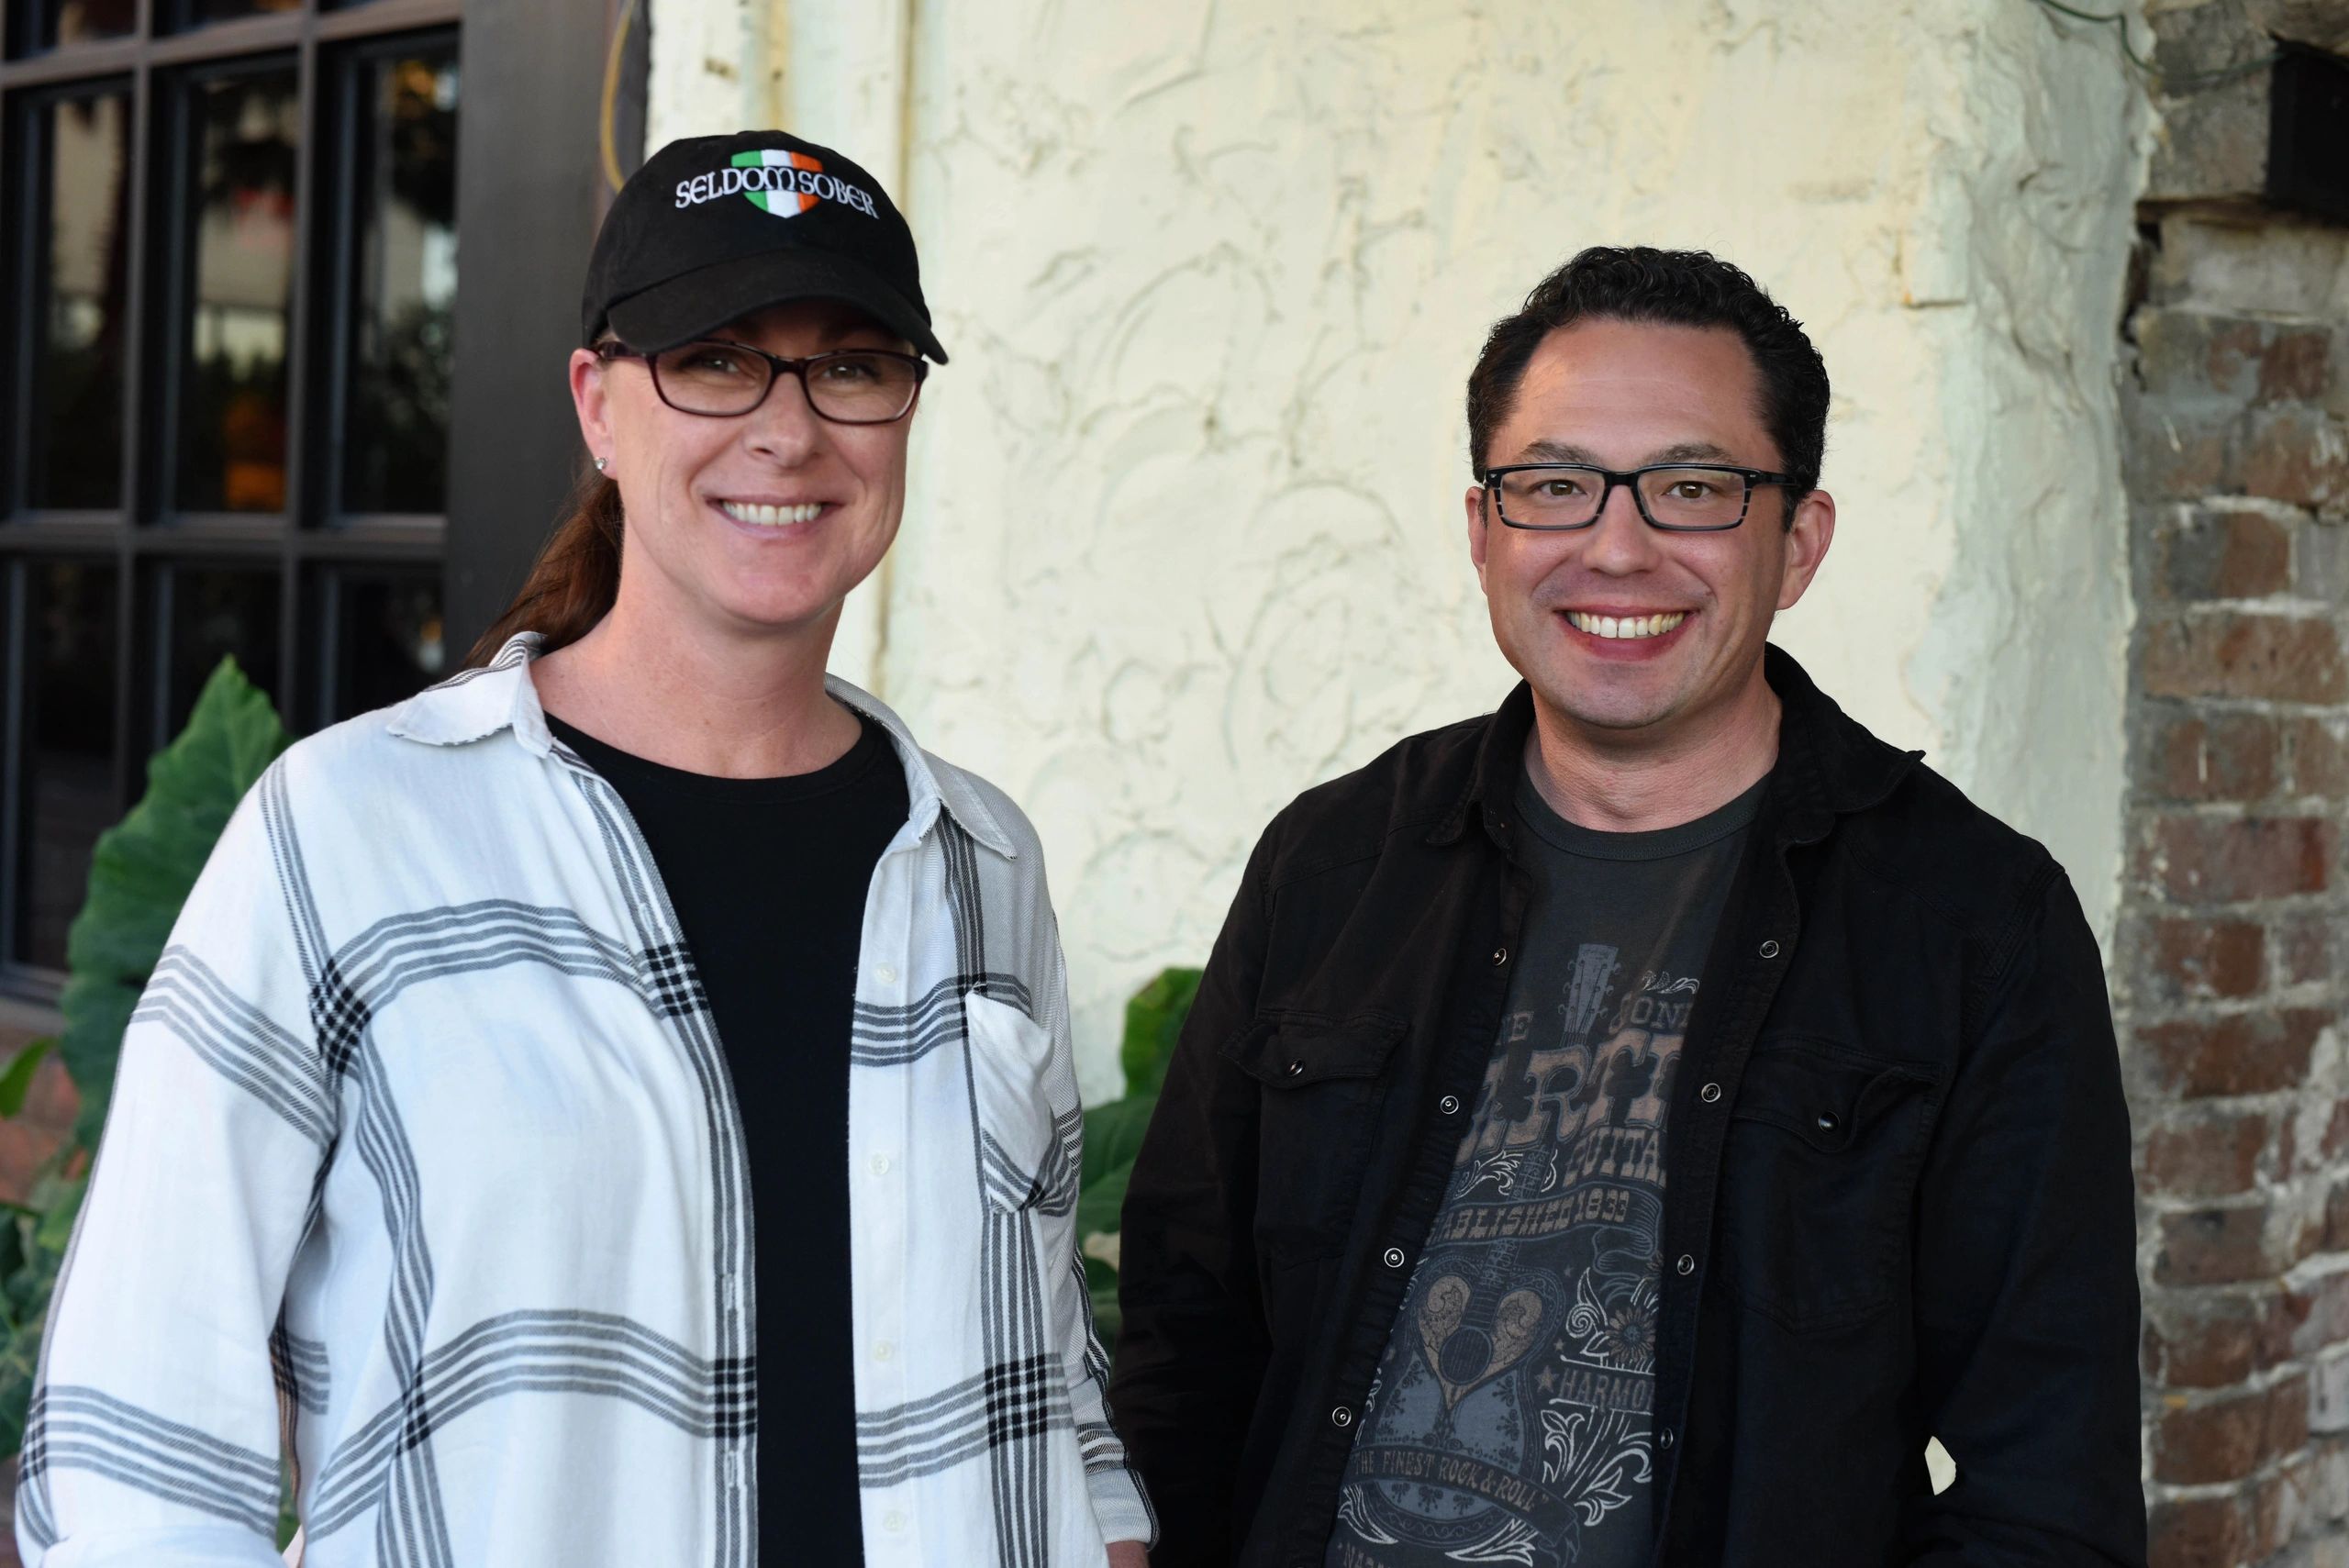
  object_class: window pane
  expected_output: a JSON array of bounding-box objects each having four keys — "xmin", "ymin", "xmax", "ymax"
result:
[
  {"xmin": 177, "ymin": 69, "xmax": 299, "ymax": 514},
  {"xmin": 33, "ymin": 0, "xmax": 138, "ymax": 48},
  {"xmin": 342, "ymin": 45, "xmax": 460, "ymax": 515},
  {"xmin": 26, "ymin": 92, "xmax": 133, "ymax": 509},
  {"xmin": 177, "ymin": 0, "xmax": 301, "ymax": 25},
  {"xmin": 162, "ymin": 565, "xmax": 281, "ymax": 740},
  {"xmin": 327, "ymin": 569, "xmax": 443, "ymax": 720},
  {"xmin": 17, "ymin": 562, "xmax": 118, "ymax": 970}
]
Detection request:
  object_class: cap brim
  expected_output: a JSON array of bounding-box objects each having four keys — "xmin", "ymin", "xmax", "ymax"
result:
[{"xmin": 604, "ymin": 248, "xmax": 948, "ymax": 363}]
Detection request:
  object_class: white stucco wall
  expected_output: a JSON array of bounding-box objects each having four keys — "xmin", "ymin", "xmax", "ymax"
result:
[{"xmin": 649, "ymin": 0, "xmax": 2147, "ymax": 1099}]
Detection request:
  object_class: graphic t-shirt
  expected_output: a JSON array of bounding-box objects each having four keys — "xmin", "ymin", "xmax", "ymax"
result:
[{"xmin": 1325, "ymin": 766, "xmax": 1761, "ymax": 1568}]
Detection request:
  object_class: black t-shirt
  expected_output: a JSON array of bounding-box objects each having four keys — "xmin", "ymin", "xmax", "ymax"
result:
[
  {"xmin": 548, "ymin": 707, "xmax": 908, "ymax": 1568},
  {"xmin": 1327, "ymin": 767, "xmax": 1761, "ymax": 1568}
]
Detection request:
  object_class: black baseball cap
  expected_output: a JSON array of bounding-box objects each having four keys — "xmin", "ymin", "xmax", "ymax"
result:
[{"xmin": 581, "ymin": 130, "xmax": 947, "ymax": 363}]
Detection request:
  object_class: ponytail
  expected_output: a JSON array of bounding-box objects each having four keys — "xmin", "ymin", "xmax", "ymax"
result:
[{"xmin": 464, "ymin": 471, "xmax": 624, "ymax": 667}]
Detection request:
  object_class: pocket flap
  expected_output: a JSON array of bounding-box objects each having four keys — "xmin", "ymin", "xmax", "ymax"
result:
[
  {"xmin": 1220, "ymin": 1009, "xmax": 1407, "ymax": 1087},
  {"xmin": 1730, "ymin": 1040, "xmax": 1931, "ymax": 1154}
]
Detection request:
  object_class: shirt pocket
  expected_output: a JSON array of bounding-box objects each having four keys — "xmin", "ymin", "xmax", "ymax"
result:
[
  {"xmin": 964, "ymin": 990, "xmax": 1078, "ymax": 1215},
  {"xmin": 1219, "ymin": 1007, "xmax": 1407, "ymax": 1257},
  {"xmin": 1716, "ymin": 1035, "xmax": 1940, "ymax": 1333}
]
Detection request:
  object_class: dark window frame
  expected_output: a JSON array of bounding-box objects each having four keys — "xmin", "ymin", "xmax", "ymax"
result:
[{"xmin": 0, "ymin": 0, "xmax": 464, "ymax": 998}]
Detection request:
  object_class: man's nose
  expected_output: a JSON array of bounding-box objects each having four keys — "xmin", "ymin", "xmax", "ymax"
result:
[{"xmin": 1581, "ymin": 482, "xmax": 1663, "ymax": 572}]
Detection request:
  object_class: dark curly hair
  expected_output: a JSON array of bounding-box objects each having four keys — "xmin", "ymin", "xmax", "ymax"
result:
[{"xmin": 1465, "ymin": 246, "xmax": 1829, "ymax": 527}]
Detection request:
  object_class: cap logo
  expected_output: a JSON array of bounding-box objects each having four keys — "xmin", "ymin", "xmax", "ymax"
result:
[{"xmin": 672, "ymin": 149, "xmax": 880, "ymax": 220}]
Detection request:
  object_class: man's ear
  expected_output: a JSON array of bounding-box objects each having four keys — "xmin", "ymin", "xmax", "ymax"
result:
[
  {"xmin": 1464, "ymin": 484, "xmax": 1493, "ymax": 595},
  {"xmin": 1775, "ymin": 488, "xmax": 1836, "ymax": 612}
]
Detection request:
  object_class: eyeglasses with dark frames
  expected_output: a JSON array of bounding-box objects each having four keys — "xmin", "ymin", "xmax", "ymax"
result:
[
  {"xmin": 597, "ymin": 339, "xmax": 928, "ymax": 425},
  {"xmin": 1482, "ymin": 462, "xmax": 1795, "ymax": 532}
]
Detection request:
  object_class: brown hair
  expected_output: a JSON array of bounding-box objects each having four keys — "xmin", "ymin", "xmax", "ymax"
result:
[{"xmin": 463, "ymin": 470, "xmax": 625, "ymax": 666}]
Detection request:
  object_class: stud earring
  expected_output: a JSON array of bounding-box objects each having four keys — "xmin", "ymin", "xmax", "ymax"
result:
[{"xmin": 594, "ymin": 456, "xmax": 608, "ymax": 473}]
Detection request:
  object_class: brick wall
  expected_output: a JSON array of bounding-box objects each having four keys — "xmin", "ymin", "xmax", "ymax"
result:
[{"xmin": 2124, "ymin": 9, "xmax": 2349, "ymax": 1562}]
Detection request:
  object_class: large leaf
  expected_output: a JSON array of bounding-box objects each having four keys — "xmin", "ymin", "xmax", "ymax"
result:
[
  {"xmin": 57, "ymin": 659, "xmax": 292, "ymax": 1148},
  {"xmin": 1118, "ymin": 966, "xmax": 1199, "ymax": 1101}
]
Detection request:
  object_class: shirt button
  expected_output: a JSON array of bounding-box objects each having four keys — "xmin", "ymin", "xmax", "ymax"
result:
[
  {"xmin": 1331, "ymin": 1406, "xmax": 1354, "ymax": 1429},
  {"xmin": 884, "ymin": 1510, "xmax": 907, "ymax": 1533},
  {"xmin": 1439, "ymin": 1095, "xmax": 1463, "ymax": 1116},
  {"xmin": 1658, "ymin": 1428, "xmax": 1676, "ymax": 1451},
  {"xmin": 873, "ymin": 1340, "xmax": 896, "ymax": 1362},
  {"xmin": 1286, "ymin": 1060, "xmax": 1307, "ymax": 1077},
  {"xmin": 1816, "ymin": 1110, "xmax": 1842, "ymax": 1134},
  {"xmin": 1382, "ymin": 1246, "xmax": 1407, "ymax": 1269},
  {"xmin": 875, "ymin": 963, "xmax": 899, "ymax": 984},
  {"xmin": 1491, "ymin": 947, "xmax": 1509, "ymax": 967},
  {"xmin": 869, "ymin": 1153, "xmax": 893, "ymax": 1176},
  {"xmin": 1758, "ymin": 940, "xmax": 1781, "ymax": 959},
  {"xmin": 1699, "ymin": 1082, "xmax": 1721, "ymax": 1104},
  {"xmin": 1675, "ymin": 1254, "xmax": 1697, "ymax": 1276}
]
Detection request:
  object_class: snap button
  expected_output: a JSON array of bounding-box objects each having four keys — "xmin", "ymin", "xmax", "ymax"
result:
[
  {"xmin": 1383, "ymin": 1246, "xmax": 1406, "ymax": 1269},
  {"xmin": 1758, "ymin": 940, "xmax": 1781, "ymax": 959},
  {"xmin": 1658, "ymin": 1428, "xmax": 1675, "ymax": 1451},
  {"xmin": 1675, "ymin": 1254, "xmax": 1696, "ymax": 1276},
  {"xmin": 1699, "ymin": 1082, "xmax": 1721, "ymax": 1104},
  {"xmin": 1331, "ymin": 1406, "xmax": 1354, "ymax": 1428},
  {"xmin": 1286, "ymin": 1060, "xmax": 1306, "ymax": 1077},
  {"xmin": 1816, "ymin": 1110, "xmax": 1842, "ymax": 1134},
  {"xmin": 1491, "ymin": 947, "xmax": 1509, "ymax": 966},
  {"xmin": 1439, "ymin": 1094, "xmax": 1463, "ymax": 1116}
]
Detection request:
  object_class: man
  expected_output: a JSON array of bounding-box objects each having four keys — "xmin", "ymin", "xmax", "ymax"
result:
[{"xmin": 1109, "ymin": 247, "xmax": 2143, "ymax": 1568}]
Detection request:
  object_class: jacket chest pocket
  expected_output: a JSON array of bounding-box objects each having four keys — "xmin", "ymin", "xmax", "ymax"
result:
[
  {"xmin": 964, "ymin": 991, "xmax": 1079, "ymax": 1215},
  {"xmin": 1220, "ymin": 1008, "xmax": 1407, "ymax": 1258},
  {"xmin": 1716, "ymin": 1036, "xmax": 1939, "ymax": 1332}
]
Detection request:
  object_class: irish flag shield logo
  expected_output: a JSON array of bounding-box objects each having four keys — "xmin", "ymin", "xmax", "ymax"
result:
[{"xmin": 733, "ymin": 149, "xmax": 822, "ymax": 216}]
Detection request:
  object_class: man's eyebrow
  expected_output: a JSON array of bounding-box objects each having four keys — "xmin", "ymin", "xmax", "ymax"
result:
[{"xmin": 1508, "ymin": 438, "xmax": 1746, "ymax": 467}]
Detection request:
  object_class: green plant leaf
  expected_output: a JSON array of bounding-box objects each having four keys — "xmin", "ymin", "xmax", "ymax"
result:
[
  {"xmin": 0, "ymin": 1038, "xmax": 52, "ymax": 1119},
  {"xmin": 58, "ymin": 658, "xmax": 292, "ymax": 1149},
  {"xmin": 1119, "ymin": 966, "xmax": 1199, "ymax": 1101},
  {"xmin": 1079, "ymin": 1095, "xmax": 1156, "ymax": 1192}
]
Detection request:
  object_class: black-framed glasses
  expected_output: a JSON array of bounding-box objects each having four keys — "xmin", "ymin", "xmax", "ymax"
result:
[
  {"xmin": 598, "ymin": 339, "xmax": 928, "ymax": 424},
  {"xmin": 1483, "ymin": 462, "xmax": 1794, "ymax": 532}
]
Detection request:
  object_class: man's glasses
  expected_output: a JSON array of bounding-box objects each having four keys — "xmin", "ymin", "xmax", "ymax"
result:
[
  {"xmin": 598, "ymin": 339, "xmax": 927, "ymax": 424},
  {"xmin": 1483, "ymin": 463, "xmax": 1794, "ymax": 532}
]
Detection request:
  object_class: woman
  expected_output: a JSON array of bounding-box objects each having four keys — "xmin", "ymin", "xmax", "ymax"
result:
[{"xmin": 21, "ymin": 131, "xmax": 1152, "ymax": 1568}]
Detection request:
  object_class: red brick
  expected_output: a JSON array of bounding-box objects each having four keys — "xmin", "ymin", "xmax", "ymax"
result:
[
  {"xmin": 2290, "ymin": 1268, "xmax": 2349, "ymax": 1357},
  {"xmin": 0, "ymin": 1054, "xmax": 76, "ymax": 1210},
  {"xmin": 2137, "ymin": 420, "xmax": 2233, "ymax": 501},
  {"xmin": 2254, "ymin": 1448, "xmax": 2312, "ymax": 1558},
  {"xmin": 2140, "ymin": 1010, "xmax": 2330, "ymax": 1097},
  {"xmin": 2156, "ymin": 1383, "xmax": 2276, "ymax": 1484},
  {"xmin": 2287, "ymin": 717, "xmax": 2349, "ymax": 800},
  {"xmin": 2143, "ymin": 1106, "xmax": 2271, "ymax": 1197},
  {"xmin": 2153, "ymin": 710, "xmax": 2279, "ymax": 803},
  {"xmin": 2254, "ymin": 328, "xmax": 2335, "ymax": 404},
  {"xmin": 2150, "ymin": 1492, "xmax": 2246, "ymax": 1568},
  {"xmin": 2148, "ymin": 917, "xmax": 2267, "ymax": 1001},
  {"xmin": 2242, "ymin": 406, "xmax": 2349, "ymax": 512},
  {"xmin": 2161, "ymin": 507, "xmax": 2293, "ymax": 600},
  {"xmin": 2157, "ymin": 1201, "xmax": 2279, "ymax": 1286},
  {"xmin": 2138, "ymin": 814, "xmax": 2335, "ymax": 903},
  {"xmin": 2143, "ymin": 613, "xmax": 2347, "ymax": 705},
  {"xmin": 2146, "ymin": 1288, "xmax": 2294, "ymax": 1388},
  {"xmin": 2278, "ymin": 914, "xmax": 2335, "ymax": 986}
]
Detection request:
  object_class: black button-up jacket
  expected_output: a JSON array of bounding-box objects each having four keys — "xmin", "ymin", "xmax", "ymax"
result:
[{"xmin": 1109, "ymin": 648, "xmax": 2144, "ymax": 1568}]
